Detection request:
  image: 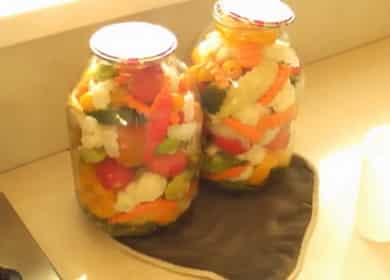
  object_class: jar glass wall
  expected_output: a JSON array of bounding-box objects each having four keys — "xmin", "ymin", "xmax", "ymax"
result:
[
  {"xmin": 191, "ymin": 0, "xmax": 303, "ymax": 191},
  {"xmin": 67, "ymin": 22, "xmax": 202, "ymax": 236}
]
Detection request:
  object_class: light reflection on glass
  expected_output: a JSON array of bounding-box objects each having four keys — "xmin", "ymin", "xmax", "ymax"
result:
[
  {"xmin": 0, "ymin": 0, "xmax": 74, "ymax": 17},
  {"xmin": 75, "ymin": 274, "xmax": 88, "ymax": 280}
]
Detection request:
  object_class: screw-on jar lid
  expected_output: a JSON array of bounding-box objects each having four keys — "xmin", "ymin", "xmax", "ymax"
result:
[
  {"xmin": 90, "ymin": 22, "xmax": 178, "ymax": 63},
  {"xmin": 215, "ymin": 0, "xmax": 295, "ymax": 28}
]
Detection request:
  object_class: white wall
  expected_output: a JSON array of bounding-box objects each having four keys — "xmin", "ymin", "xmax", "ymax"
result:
[
  {"xmin": 288, "ymin": 0, "xmax": 390, "ymax": 63},
  {"xmin": 0, "ymin": 0, "xmax": 390, "ymax": 172}
]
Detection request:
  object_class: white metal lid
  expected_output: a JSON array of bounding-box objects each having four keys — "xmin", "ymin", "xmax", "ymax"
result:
[
  {"xmin": 216, "ymin": 0, "xmax": 295, "ymax": 28},
  {"xmin": 89, "ymin": 22, "xmax": 177, "ymax": 63}
]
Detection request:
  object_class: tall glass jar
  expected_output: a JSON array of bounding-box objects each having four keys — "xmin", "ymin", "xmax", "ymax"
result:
[
  {"xmin": 67, "ymin": 22, "xmax": 202, "ymax": 236},
  {"xmin": 191, "ymin": 0, "xmax": 303, "ymax": 191}
]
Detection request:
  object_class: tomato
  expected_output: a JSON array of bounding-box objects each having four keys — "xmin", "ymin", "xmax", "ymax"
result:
[
  {"xmin": 145, "ymin": 151, "xmax": 188, "ymax": 178},
  {"xmin": 95, "ymin": 159, "xmax": 134, "ymax": 190},
  {"xmin": 117, "ymin": 125, "xmax": 146, "ymax": 167},
  {"xmin": 213, "ymin": 134, "xmax": 249, "ymax": 155},
  {"xmin": 129, "ymin": 65, "xmax": 165, "ymax": 105},
  {"xmin": 265, "ymin": 125, "xmax": 290, "ymax": 151}
]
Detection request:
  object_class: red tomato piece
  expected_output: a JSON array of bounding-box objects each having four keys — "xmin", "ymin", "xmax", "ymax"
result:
[
  {"xmin": 129, "ymin": 65, "xmax": 165, "ymax": 105},
  {"xmin": 145, "ymin": 152, "xmax": 188, "ymax": 178},
  {"xmin": 95, "ymin": 159, "xmax": 134, "ymax": 190},
  {"xmin": 144, "ymin": 88, "xmax": 174, "ymax": 161},
  {"xmin": 213, "ymin": 134, "xmax": 249, "ymax": 155},
  {"xmin": 148, "ymin": 91, "xmax": 173, "ymax": 142},
  {"xmin": 265, "ymin": 125, "xmax": 290, "ymax": 151}
]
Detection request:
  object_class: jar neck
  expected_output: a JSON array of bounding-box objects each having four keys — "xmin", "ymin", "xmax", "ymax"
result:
[
  {"xmin": 212, "ymin": 4, "xmax": 284, "ymax": 45},
  {"xmin": 91, "ymin": 53, "xmax": 177, "ymax": 70}
]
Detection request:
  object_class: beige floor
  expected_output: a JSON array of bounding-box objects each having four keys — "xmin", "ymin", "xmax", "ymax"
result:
[{"xmin": 1, "ymin": 37, "xmax": 390, "ymax": 279}]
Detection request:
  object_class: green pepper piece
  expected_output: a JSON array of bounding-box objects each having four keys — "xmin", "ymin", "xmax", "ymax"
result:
[
  {"xmin": 201, "ymin": 153, "xmax": 243, "ymax": 173},
  {"xmin": 116, "ymin": 108, "xmax": 146, "ymax": 124},
  {"xmin": 200, "ymin": 84, "xmax": 226, "ymax": 114},
  {"xmin": 87, "ymin": 108, "xmax": 146, "ymax": 125},
  {"xmin": 156, "ymin": 138, "xmax": 181, "ymax": 155},
  {"xmin": 165, "ymin": 170, "xmax": 194, "ymax": 201},
  {"xmin": 95, "ymin": 63, "xmax": 118, "ymax": 81},
  {"xmin": 80, "ymin": 147, "xmax": 106, "ymax": 163}
]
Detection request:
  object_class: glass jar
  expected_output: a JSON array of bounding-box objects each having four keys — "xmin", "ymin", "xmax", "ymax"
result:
[
  {"xmin": 191, "ymin": 0, "xmax": 303, "ymax": 191},
  {"xmin": 67, "ymin": 22, "xmax": 202, "ymax": 236}
]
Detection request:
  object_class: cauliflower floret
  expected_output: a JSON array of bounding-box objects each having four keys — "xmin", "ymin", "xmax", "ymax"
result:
[
  {"xmin": 183, "ymin": 93, "xmax": 195, "ymax": 122},
  {"xmin": 263, "ymin": 43, "xmax": 300, "ymax": 67},
  {"xmin": 90, "ymin": 80, "xmax": 114, "ymax": 109},
  {"xmin": 197, "ymin": 31, "xmax": 223, "ymax": 61},
  {"xmin": 101, "ymin": 126, "xmax": 119, "ymax": 158},
  {"xmin": 115, "ymin": 181, "xmax": 138, "ymax": 213},
  {"xmin": 80, "ymin": 116, "xmax": 103, "ymax": 149},
  {"xmin": 270, "ymin": 80, "xmax": 296, "ymax": 113},
  {"xmin": 161, "ymin": 62, "xmax": 179, "ymax": 92},
  {"xmin": 216, "ymin": 47, "xmax": 233, "ymax": 62},
  {"xmin": 168, "ymin": 122, "xmax": 200, "ymax": 141},
  {"xmin": 80, "ymin": 116, "xmax": 119, "ymax": 157},
  {"xmin": 232, "ymin": 104, "xmax": 269, "ymax": 126},
  {"xmin": 115, "ymin": 172, "xmax": 167, "ymax": 213},
  {"xmin": 238, "ymin": 144, "xmax": 266, "ymax": 165},
  {"xmin": 231, "ymin": 166, "xmax": 254, "ymax": 182},
  {"xmin": 136, "ymin": 172, "xmax": 167, "ymax": 202}
]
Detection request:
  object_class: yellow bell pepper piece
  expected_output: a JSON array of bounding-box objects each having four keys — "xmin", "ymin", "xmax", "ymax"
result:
[
  {"xmin": 222, "ymin": 59, "xmax": 243, "ymax": 80},
  {"xmin": 197, "ymin": 67, "xmax": 214, "ymax": 83},
  {"xmin": 216, "ymin": 23, "xmax": 279, "ymax": 46},
  {"xmin": 247, "ymin": 153, "xmax": 279, "ymax": 186},
  {"xmin": 79, "ymin": 91, "xmax": 95, "ymax": 112},
  {"xmin": 275, "ymin": 149, "xmax": 293, "ymax": 167},
  {"xmin": 171, "ymin": 92, "xmax": 185, "ymax": 111},
  {"xmin": 77, "ymin": 163, "xmax": 116, "ymax": 219}
]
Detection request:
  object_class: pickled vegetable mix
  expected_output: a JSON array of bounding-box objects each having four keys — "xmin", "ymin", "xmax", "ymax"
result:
[
  {"xmin": 192, "ymin": 0, "xmax": 302, "ymax": 190},
  {"xmin": 67, "ymin": 22, "xmax": 202, "ymax": 236}
]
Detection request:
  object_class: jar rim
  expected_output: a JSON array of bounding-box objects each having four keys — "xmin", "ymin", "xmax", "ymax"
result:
[
  {"xmin": 213, "ymin": 0, "xmax": 295, "ymax": 29},
  {"xmin": 89, "ymin": 21, "xmax": 177, "ymax": 64}
]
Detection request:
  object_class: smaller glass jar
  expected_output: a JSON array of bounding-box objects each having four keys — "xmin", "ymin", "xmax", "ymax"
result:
[
  {"xmin": 67, "ymin": 22, "xmax": 202, "ymax": 236},
  {"xmin": 192, "ymin": 0, "xmax": 303, "ymax": 191}
]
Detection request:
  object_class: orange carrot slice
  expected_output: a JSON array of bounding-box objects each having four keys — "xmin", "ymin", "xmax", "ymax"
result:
[
  {"xmin": 265, "ymin": 125, "xmax": 290, "ymax": 151},
  {"xmin": 171, "ymin": 92, "xmax": 184, "ymax": 111},
  {"xmin": 109, "ymin": 199, "xmax": 179, "ymax": 225},
  {"xmin": 222, "ymin": 105, "xmax": 297, "ymax": 144},
  {"xmin": 257, "ymin": 104, "xmax": 297, "ymax": 130},
  {"xmin": 170, "ymin": 112, "xmax": 181, "ymax": 125},
  {"xmin": 127, "ymin": 95, "xmax": 151, "ymax": 117},
  {"xmin": 79, "ymin": 92, "xmax": 94, "ymax": 112},
  {"xmin": 258, "ymin": 64, "xmax": 291, "ymax": 106},
  {"xmin": 235, "ymin": 43, "xmax": 262, "ymax": 69},
  {"xmin": 206, "ymin": 165, "xmax": 248, "ymax": 181},
  {"xmin": 223, "ymin": 118, "xmax": 264, "ymax": 143}
]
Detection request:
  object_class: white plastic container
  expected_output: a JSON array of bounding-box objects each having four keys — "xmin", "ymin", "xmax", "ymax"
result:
[{"xmin": 357, "ymin": 126, "xmax": 390, "ymax": 242}]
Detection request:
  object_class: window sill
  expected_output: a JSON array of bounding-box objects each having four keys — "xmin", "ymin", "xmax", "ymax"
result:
[{"xmin": 0, "ymin": 0, "xmax": 189, "ymax": 48}]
